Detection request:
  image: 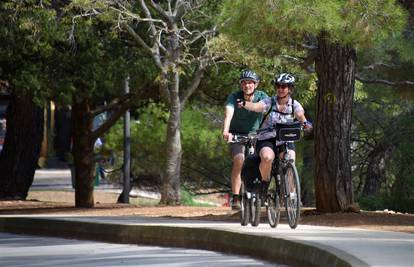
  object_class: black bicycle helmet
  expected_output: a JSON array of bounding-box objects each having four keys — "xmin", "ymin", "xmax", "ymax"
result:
[
  {"xmin": 239, "ymin": 70, "xmax": 260, "ymax": 83},
  {"xmin": 272, "ymin": 73, "xmax": 295, "ymax": 86}
]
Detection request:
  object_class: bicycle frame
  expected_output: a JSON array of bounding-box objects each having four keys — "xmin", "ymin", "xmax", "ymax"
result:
[
  {"xmin": 258, "ymin": 122, "xmax": 304, "ymax": 229},
  {"xmin": 230, "ymin": 133, "xmax": 262, "ymax": 226},
  {"xmin": 270, "ymin": 141, "xmax": 301, "ymax": 229},
  {"xmin": 229, "ymin": 133, "xmax": 257, "ymax": 156},
  {"xmin": 233, "ymin": 122, "xmax": 304, "ymax": 228}
]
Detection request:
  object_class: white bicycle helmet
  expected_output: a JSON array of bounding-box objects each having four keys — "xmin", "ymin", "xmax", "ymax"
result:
[{"xmin": 272, "ymin": 73, "xmax": 295, "ymax": 85}]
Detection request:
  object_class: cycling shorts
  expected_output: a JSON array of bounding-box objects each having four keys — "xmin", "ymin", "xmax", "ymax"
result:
[
  {"xmin": 256, "ymin": 137, "xmax": 295, "ymax": 155},
  {"xmin": 230, "ymin": 143, "xmax": 245, "ymax": 157}
]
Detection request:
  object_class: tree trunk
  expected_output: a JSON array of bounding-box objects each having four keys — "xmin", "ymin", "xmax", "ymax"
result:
[
  {"xmin": 362, "ymin": 153, "xmax": 384, "ymax": 197},
  {"xmin": 0, "ymin": 93, "xmax": 43, "ymax": 199},
  {"xmin": 160, "ymin": 71, "xmax": 182, "ymax": 205},
  {"xmin": 362, "ymin": 144, "xmax": 394, "ymax": 197},
  {"xmin": 300, "ymin": 141, "xmax": 315, "ymax": 206},
  {"xmin": 54, "ymin": 106, "xmax": 72, "ymax": 161},
  {"xmin": 72, "ymin": 99, "xmax": 95, "ymax": 208},
  {"xmin": 314, "ymin": 33, "xmax": 356, "ymax": 212}
]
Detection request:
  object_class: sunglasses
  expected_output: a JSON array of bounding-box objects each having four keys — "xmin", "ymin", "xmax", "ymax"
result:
[{"xmin": 276, "ymin": 84, "xmax": 289, "ymax": 89}]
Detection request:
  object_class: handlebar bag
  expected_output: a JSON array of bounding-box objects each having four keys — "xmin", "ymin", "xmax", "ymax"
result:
[{"xmin": 276, "ymin": 122, "xmax": 302, "ymax": 142}]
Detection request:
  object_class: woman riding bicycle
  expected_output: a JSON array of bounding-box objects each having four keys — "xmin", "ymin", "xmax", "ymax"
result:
[{"xmin": 237, "ymin": 73, "xmax": 312, "ymax": 195}]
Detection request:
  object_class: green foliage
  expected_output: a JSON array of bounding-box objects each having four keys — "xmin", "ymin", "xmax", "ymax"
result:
[
  {"xmin": 104, "ymin": 102, "xmax": 230, "ymax": 190},
  {"xmin": 358, "ymin": 195, "xmax": 414, "ymax": 213},
  {"xmin": 195, "ymin": 64, "xmax": 241, "ymax": 105},
  {"xmin": 180, "ymin": 187, "xmax": 216, "ymax": 206},
  {"xmin": 0, "ymin": 1, "xmax": 58, "ymax": 100},
  {"xmin": 357, "ymin": 195, "xmax": 389, "ymax": 211},
  {"xmin": 180, "ymin": 187, "xmax": 196, "ymax": 206},
  {"xmin": 181, "ymin": 105, "xmax": 229, "ymax": 189},
  {"xmin": 220, "ymin": 0, "xmax": 407, "ymax": 48},
  {"xmin": 0, "ymin": 0, "xmax": 149, "ymax": 106},
  {"xmin": 352, "ymin": 83, "xmax": 414, "ymax": 212},
  {"xmin": 104, "ymin": 101, "xmax": 168, "ymax": 176}
]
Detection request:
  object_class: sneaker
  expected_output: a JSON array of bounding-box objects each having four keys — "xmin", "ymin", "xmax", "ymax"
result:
[
  {"xmin": 231, "ymin": 195, "xmax": 241, "ymax": 211},
  {"xmin": 261, "ymin": 199, "xmax": 268, "ymax": 207}
]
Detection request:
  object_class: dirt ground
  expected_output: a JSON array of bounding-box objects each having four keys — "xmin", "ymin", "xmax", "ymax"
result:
[{"xmin": 1, "ymin": 190, "xmax": 413, "ymax": 234}]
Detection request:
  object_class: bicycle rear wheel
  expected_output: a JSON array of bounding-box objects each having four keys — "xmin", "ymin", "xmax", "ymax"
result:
[
  {"xmin": 250, "ymin": 193, "xmax": 261, "ymax": 227},
  {"xmin": 240, "ymin": 182, "xmax": 250, "ymax": 226},
  {"xmin": 283, "ymin": 162, "xmax": 301, "ymax": 229}
]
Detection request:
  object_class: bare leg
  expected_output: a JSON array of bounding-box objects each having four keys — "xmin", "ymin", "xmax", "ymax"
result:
[
  {"xmin": 259, "ymin": 147, "xmax": 275, "ymax": 182},
  {"xmin": 231, "ymin": 153, "xmax": 244, "ymax": 195}
]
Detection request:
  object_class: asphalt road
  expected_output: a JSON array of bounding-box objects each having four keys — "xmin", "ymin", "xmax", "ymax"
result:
[
  {"xmin": 0, "ymin": 232, "xmax": 285, "ymax": 267},
  {"xmin": 23, "ymin": 169, "xmax": 414, "ymax": 267}
]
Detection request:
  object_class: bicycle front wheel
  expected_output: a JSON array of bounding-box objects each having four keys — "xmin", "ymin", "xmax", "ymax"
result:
[
  {"xmin": 283, "ymin": 162, "xmax": 301, "ymax": 229},
  {"xmin": 250, "ymin": 194, "xmax": 261, "ymax": 227},
  {"xmin": 240, "ymin": 182, "xmax": 250, "ymax": 226},
  {"xmin": 266, "ymin": 179, "xmax": 280, "ymax": 228}
]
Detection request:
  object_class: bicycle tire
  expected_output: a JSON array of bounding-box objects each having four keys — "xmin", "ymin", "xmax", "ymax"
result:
[
  {"xmin": 240, "ymin": 182, "xmax": 250, "ymax": 226},
  {"xmin": 283, "ymin": 162, "xmax": 301, "ymax": 229},
  {"xmin": 266, "ymin": 188, "xmax": 281, "ymax": 228},
  {"xmin": 250, "ymin": 194, "xmax": 261, "ymax": 227}
]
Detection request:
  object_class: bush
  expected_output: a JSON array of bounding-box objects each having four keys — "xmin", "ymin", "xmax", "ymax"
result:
[
  {"xmin": 180, "ymin": 188, "xmax": 196, "ymax": 206},
  {"xmin": 103, "ymin": 102, "xmax": 231, "ymax": 191},
  {"xmin": 357, "ymin": 195, "xmax": 388, "ymax": 211},
  {"xmin": 358, "ymin": 195, "xmax": 414, "ymax": 213}
]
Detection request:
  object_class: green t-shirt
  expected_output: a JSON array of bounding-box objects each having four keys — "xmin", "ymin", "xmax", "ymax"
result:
[{"xmin": 225, "ymin": 90, "xmax": 268, "ymax": 134}]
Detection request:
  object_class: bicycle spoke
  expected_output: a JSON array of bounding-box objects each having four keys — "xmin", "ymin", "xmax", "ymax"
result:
[{"xmin": 284, "ymin": 163, "xmax": 300, "ymax": 229}]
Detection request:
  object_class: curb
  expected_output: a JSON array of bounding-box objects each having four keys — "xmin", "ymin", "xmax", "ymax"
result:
[{"xmin": 0, "ymin": 217, "xmax": 369, "ymax": 267}]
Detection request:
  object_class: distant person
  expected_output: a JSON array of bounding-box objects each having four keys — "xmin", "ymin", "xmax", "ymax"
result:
[
  {"xmin": 0, "ymin": 119, "xmax": 6, "ymax": 151},
  {"xmin": 94, "ymin": 137, "xmax": 103, "ymax": 149},
  {"xmin": 94, "ymin": 137, "xmax": 106, "ymax": 180},
  {"xmin": 222, "ymin": 70, "xmax": 268, "ymax": 210}
]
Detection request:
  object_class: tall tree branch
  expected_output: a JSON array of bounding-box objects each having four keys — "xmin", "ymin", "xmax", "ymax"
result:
[
  {"xmin": 355, "ymin": 74, "xmax": 414, "ymax": 87},
  {"xmin": 180, "ymin": 64, "xmax": 205, "ymax": 107},
  {"xmin": 123, "ymin": 23, "xmax": 164, "ymax": 69},
  {"xmin": 91, "ymin": 93, "xmax": 132, "ymax": 117},
  {"xmin": 92, "ymin": 94, "xmax": 141, "ymax": 140},
  {"xmin": 148, "ymin": 0, "xmax": 173, "ymax": 23},
  {"xmin": 139, "ymin": 0, "xmax": 158, "ymax": 36}
]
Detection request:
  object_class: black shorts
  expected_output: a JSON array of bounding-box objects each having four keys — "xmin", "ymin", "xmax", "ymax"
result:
[{"xmin": 256, "ymin": 138, "xmax": 295, "ymax": 155}]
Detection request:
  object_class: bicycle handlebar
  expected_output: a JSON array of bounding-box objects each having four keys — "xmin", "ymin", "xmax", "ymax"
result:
[
  {"xmin": 228, "ymin": 133, "xmax": 257, "ymax": 144},
  {"xmin": 228, "ymin": 121, "xmax": 312, "ymax": 144},
  {"xmin": 256, "ymin": 121, "xmax": 312, "ymax": 134}
]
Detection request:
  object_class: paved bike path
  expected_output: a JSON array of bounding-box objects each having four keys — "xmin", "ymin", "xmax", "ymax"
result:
[{"xmin": 0, "ymin": 215, "xmax": 413, "ymax": 267}]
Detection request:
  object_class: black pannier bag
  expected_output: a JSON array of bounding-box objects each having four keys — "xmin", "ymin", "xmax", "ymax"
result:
[
  {"xmin": 241, "ymin": 154, "xmax": 261, "ymax": 191},
  {"xmin": 276, "ymin": 121, "xmax": 302, "ymax": 142}
]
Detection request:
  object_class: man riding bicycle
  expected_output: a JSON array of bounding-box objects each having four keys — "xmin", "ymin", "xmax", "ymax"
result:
[
  {"xmin": 236, "ymin": 73, "xmax": 312, "ymax": 198},
  {"xmin": 223, "ymin": 70, "xmax": 268, "ymax": 210}
]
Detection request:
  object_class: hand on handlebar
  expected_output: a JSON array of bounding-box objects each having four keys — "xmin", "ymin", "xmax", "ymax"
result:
[
  {"xmin": 223, "ymin": 131, "xmax": 233, "ymax": 142},
  {"xmin": 302, "ymin": 120, "xmax": 313, "ymax": 132}
]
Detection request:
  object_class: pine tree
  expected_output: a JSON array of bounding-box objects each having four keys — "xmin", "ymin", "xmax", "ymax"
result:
[{"xmin": 220, "ymin": 0, "xmax": 407, "ymax": 212}]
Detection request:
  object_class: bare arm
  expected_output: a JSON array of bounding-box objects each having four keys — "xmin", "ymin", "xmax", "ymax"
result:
[
  {"xmin": 223, "ymin": 105, "xmax": 234, "ymax": 141},
  {"xmin": 239, "ymin": 100, "xmax": 265, "ymax": 113},
  {"xmin": 295, "ymin": 110, "xmax": 312, "ymax": 129},
  {"xmin": 295, "ymin": 110, "xmax": 306, "ymax": 123}
]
